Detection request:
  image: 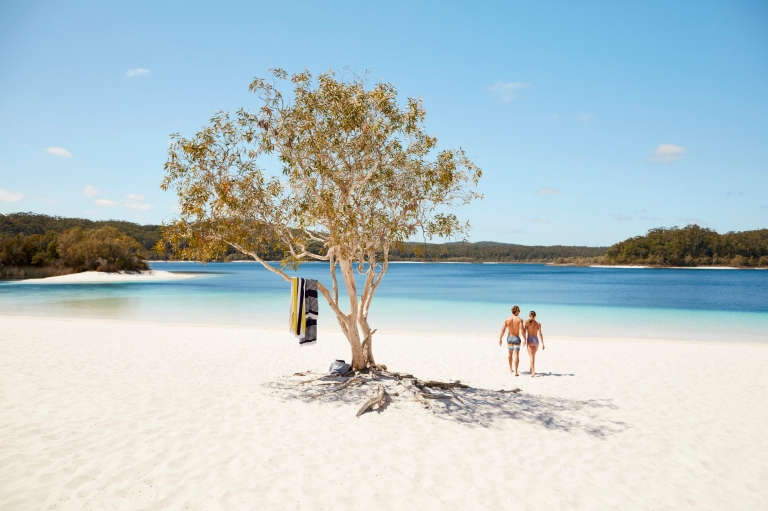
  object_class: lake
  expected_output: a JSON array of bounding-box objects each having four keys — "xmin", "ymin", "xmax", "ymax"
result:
[{"xmin": 1, "ymin": 262, "xmax": 766, "ymax": 342}]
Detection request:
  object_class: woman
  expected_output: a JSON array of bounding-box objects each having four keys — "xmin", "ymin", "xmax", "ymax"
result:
[{"xmin": 525, "ymin": 311, "xmax": 545, "ymax": 377}]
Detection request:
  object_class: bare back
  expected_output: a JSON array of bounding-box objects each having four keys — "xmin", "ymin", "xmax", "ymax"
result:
[
  {"xmin": 504, "ymin": 315, "xmax": 524, "ymax": 338},
  {"xmin": 526, "ymin": 319, "xmax": 541, "ymax": 337}
]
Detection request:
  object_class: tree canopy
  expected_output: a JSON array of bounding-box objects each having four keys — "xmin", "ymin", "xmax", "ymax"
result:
[
  {"xmin": 161, "ymin": 69, "xmax": 482, "ymax": 369},
  {"xmin": 0, "ymin": 226, "xmax": 148, "ymax": 278},
  {"xmin": 605, "ymin": 225, "xmax": 768, "ymax": 267}
]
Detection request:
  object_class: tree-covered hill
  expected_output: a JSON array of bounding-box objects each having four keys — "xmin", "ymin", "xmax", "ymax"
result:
[
  {"xmin": 8, "ymin": 213, "xmax": 764, "ymax": 266},
  {"xmin": 605, "ymin": 225, "xmax": 768, "ymax": 267},
  {"xmin": 1, "ymin": 212, "xmax": 607, "ymax": 263},
  {"xmin": 387, "ymin": 240, "xmax": 607, "ymax": 262},
  {"xmin": 0, "ymin": 212, "xmax": 162, "ymax": 253}
]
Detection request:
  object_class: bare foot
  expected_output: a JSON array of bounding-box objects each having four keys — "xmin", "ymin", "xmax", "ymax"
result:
[
  {"xmin": 515, "ymin": 372, "xmax": 519, "ymax": 376},
  {"xmin": 531, "ymin": 372, "xmax": 536, "ymax": 378}
]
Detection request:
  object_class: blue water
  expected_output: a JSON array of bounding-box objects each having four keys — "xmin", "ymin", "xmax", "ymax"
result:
[{"xmin": 1, "ymin": 262, "xmax": 767, "ymax": 342}]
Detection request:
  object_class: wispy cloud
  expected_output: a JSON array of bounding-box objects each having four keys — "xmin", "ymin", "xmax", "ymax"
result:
[
  {"xmin": 45, "ymin": 146, "xmax": 72, "ymax": 158},
  {"xmin": 123, "ymin": 194, "xmax": 154, "ymax": 211},
  {"xmin": 610, "ymin": 214, "xmax": 631, "ymax": 221},
  {"xmin": 577, "ymin": 113, "xmax": 594, "ymax": 123},
  {"xmin": 679, "ymin": 217, "xmax": 702, "ymax": 225},
  {"xmin": 0, "ymin": 188, "xmax": 23, "ymax": 202},
  {"xmin": 536, "ymin": 188, "xmax": 558, "ymax": 196},
  {"xmin": 634, "ymin": 209, "xmax": 647, "ymax": 213},
  {"xmin": 126, "ymin": 68, "xmax": 151, "ymax": 78},
  {"xmin": 82, "ymin": 185, "xmax": 101, "ymax": 197},
  {"xmin": 531, "ymin": 217, "xmax": 550, "ymax": 224},
  {"xmin": 488, "ymin": 81, "xmax": 530, "ymax": 102},
  {"xmin": 92, "ymin": 193, "xmax": 154, "ymax": 211},
  {"xmin": 650, "ymin": 143, "xmax": 685, "ymax": 162}
]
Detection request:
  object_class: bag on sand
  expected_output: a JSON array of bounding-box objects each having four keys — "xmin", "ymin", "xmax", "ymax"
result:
[{"xmin": 329, "ymin": 359, "xmax": 351, "ymax": 376}]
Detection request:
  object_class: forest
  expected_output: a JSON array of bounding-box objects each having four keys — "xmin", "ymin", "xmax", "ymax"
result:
[
  {"xmin": 604, "ymin": 225, "xmax": 768, "ymax": 267},
  {"xmin": 0, "ymin": 222, "xmax": 148, "ymax": 278},
  {"xmin": 3, "ymin": 213, "xmax": 767, "ymax": 271}
]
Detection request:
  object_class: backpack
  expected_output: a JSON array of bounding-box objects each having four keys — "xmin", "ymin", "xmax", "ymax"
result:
[{"xmin": 329, "ymin": 359, "xmax": 351, "ymax": 376}]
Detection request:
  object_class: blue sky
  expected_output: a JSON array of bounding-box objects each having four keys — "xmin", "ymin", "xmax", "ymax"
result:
[{"xmin": 1, "ymin": 0, "xmax": 766, "ymax": 246}]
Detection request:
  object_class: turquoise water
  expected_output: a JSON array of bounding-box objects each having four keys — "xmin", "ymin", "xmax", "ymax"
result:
[{"xmin": 1, "ymin": 262, "xmax": 767, "ymax": 342}]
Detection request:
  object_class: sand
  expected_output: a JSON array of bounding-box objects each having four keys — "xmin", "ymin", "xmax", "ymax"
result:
[
  {"xmin": 1, "ymin": 316, "xmax": 766, "ymax": 510},
  {"xmin": 16, "ymin": 270, "xmax": 196, "ymax": 284}
]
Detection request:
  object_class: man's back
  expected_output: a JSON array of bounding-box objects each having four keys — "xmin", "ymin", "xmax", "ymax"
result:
[{"xmin": 505, "ymin": 315, "xmax": 523, "ymax": 337}]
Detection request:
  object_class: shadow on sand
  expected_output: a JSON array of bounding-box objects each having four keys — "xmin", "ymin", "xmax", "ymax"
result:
[{"xmin": 264, "ymin": 373, "xmax": 625, "ymax": 437}]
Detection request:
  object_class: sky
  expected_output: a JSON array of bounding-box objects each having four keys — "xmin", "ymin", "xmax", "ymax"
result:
[{"xmin": 0, "ymin": 0, "xmax": 766, "ymax": 246}]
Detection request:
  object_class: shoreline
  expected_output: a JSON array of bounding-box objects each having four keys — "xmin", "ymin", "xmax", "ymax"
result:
[
  {"xmin": 147, "ymin": 260, "xmax": 767, "ymax": 269},
  {"xmin": 12, "ymin": 269, "xmax": 197, "ymax": 284},
  {"xmin": 0, "ymin": 313, "xmax": 763, "ymax": 347}
]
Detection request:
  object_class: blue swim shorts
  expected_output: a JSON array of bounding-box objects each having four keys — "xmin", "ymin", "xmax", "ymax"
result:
[{"xmin": 507, "ymin": 336, "xmax": 522, "ymax": 351}]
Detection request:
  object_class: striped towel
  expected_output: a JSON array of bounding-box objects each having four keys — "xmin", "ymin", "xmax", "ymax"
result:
[{"xmin": 288, "ymin": 277, "xmax": 318, "ymax": 346}]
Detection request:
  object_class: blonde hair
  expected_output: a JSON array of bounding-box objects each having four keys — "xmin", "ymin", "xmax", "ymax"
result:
[{"xmin": 525, "ymin": 310, "xmax": 537, "ymax": 327}]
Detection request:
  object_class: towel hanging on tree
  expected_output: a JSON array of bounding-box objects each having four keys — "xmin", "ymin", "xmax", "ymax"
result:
[{"xmin": 288, "ymin": 277, "xmax": 318, "ymax": 346}]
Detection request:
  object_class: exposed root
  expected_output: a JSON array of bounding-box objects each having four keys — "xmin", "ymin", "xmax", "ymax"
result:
[
  {"xmin": 277, "ymin": 367, "xmax": 525, "ymax": 419},
  {"xmin": 356, "ymin": 384, "xmax": 386, "ymax": 417}
]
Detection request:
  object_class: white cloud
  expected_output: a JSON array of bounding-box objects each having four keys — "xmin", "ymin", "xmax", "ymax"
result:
[
  {"xmin": 577, "ymin": 113, "xmax": 594, "ymax": 123},
  {"xmin": 531, "ymin": 217, "xmax": 550, "ymax": 224},
  {"xmin": 122, "ymin": 194, "xmax": 154, "ymax": 211},
  {"xmin": 650, "ymin": 144, "xmax": 686, "ymax": 162},
  {"xmin": 679, "ymin": 217, "xmax": 702, "ymax": 225},
  {"xmin": 487, "ymin": 81, "xmax": 530, "ymax": 102},
  {"xmin": 94, "ymin": 199, "xmax": 118, "ymax": 207},
  {"xmin": 126, "ymin": 68, "xmax": 151, "ymax": 78},
  {"xmin": 0, "ymin": 188, "xmax": 23, "ymax": 202},
  {"xmin": 536, "ymin": 188, "xmax": 558, "ymax": 196},
  {"xmin": 125, "ymin": 202, "xmax": 153, "ymax": 211},
  {"xmin": 45, "ymin": 146, "xmax": 72, "ymax": 158},
  {"xmin": 611, "ymin": 214, "xmax": 631, "ymax": 221},
  {"xmin": 82, "ymin": 185, "xmax": 101, "ymax": 197}
]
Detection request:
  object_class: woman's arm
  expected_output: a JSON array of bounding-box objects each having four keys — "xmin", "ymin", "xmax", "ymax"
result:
[{"xmin": 540, "ymin": 323, "xmax": 545, "ymax": 349}]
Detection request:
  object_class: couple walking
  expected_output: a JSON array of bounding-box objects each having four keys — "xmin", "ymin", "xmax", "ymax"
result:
[{"xmin": 499, "ymin": 306, "xmax": 545, "ymax": 377}]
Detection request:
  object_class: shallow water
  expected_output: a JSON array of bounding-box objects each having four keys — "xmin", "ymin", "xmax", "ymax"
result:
[{"xmin": 1, "ymin": 262, "xmax": 766, "ymax": 342}]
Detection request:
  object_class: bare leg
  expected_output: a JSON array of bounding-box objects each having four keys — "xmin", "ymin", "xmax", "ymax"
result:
[
  {"xmin": 513, "ymin": 349, "xmax": 519, "ymax": 376},
  {"xmin": 528, "ymin": 344, "xmax": 539, "ymax": 377},
  {"xmin": 507, "ymin": 349, "xmax": 513, "ymax": 372}
]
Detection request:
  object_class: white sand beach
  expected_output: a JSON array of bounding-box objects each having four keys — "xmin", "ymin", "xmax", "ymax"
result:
[
  {"xmin": 1, "ymin": 315, "xmax": 766, "ymax": 510},
  {"xmin": 16, "ymin": 270, "xmax": 196, "ymax": 284}
]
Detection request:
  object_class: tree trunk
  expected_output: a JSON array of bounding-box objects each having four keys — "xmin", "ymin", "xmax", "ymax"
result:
[{"xmin": 346, "ymin": 316, "xmax": 366, "ymax": 370}]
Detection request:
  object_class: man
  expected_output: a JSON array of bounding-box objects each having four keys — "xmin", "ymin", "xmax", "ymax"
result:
[{"xmin": 499, "ymin": 305, "xmax": 526, "ymax": 376}]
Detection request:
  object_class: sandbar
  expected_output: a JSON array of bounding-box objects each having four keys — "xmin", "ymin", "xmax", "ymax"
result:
[{"xmin": 15, "ymin": 270, "xmax": 196, "ymax": 284}]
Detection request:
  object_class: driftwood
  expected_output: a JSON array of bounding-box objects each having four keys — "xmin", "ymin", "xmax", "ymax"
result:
[
  {"xmin": 422, "ymin": 381, "xmax": 469, "ymax": 389},
  {"xmin": 356, "ymin": 384, "xmax": 386, "ymax": 417}
]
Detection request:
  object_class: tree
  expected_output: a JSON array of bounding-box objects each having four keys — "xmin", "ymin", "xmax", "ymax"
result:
[
  {"xmin": 58, "ymin": 226, "xmax": 148, "ymax": 272},
  {"xmin": 161, "ymin": 69, "xmax": 481, "ymax": 370}
]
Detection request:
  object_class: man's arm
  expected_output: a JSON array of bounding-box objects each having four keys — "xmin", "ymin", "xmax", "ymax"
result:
[
  {"xmin": 519, "ymin": 321, "xmax": 527, "ymax": 347},
  {"xmin": 499, "ymin": 321, "xmax": 508, "ymax": 346}
]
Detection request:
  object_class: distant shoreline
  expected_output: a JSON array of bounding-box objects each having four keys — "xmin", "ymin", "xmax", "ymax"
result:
[{"xmin": 148, "ymin": 260, "xmax": 766, "ymax": 269}]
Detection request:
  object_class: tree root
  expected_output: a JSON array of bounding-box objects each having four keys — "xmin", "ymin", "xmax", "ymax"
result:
[
  {"xmin": 285, "ymin": 367, "xmax": 522, "ymax": 418},
  {"xmin": 356, "ymin": 384, "xmax": 386, "ymax": 417}
]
